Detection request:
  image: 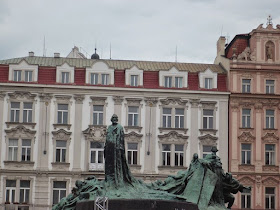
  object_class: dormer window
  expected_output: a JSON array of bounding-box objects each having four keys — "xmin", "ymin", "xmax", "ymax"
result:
[
  {"xmin": 205, "ymin": 78, "xmax": 213, "ymax": 89},
  {"xmin": 130, "ymin": 75, "xmax": 138, "ymax": 86},
  {"xmin": 61, "ymin": 72, "xmax": 70, "ymax": 84},
  {"xmin": 9, "ymin": 60, "xmax": 38, "ymax": 82},
  {"xmin": 164, "ymin": 76, "xmax": 172, "ymax": 88},
  {"xmin": 175, "ymin": 77, "xmax": 183, "ymax": 88},
  {"xmin": 25, "ymin": 71, "xmax": 33, "ymax": 82},
  {"xmin": 86, "ymin": 61, "xmax": 114, "ymax": 86},
  {"xmin": 159, "ymin": 67, "xmax": 188, "ymax": 88},
  {"xmin": 125, "ymin": 66, "xmax": 143, "ymax": 87},
  {"xmin": 90, "ymin": 73, "xmax": 98, "ymax": 85},
  {"xmin": 101, "ymin": 74, "xmax": 109, "ymax": 85},
  {"xmin": 199, "ymin": 68, "xmax": 217, "ymax": 89},
  {"xmin": 14, "ymin": 70, "xmax": 22, "ymax": 81},
  {"xmin": 56, "ymin": 63, "xmax": 74, "ymax": 84}
]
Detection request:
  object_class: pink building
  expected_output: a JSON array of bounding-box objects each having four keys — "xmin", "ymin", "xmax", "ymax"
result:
[{"xmin": 216, "ymin": 19, "xmax": 280, "ymax": 209}]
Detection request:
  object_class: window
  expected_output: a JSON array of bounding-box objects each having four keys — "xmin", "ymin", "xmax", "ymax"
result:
[
  {"xmin": 242, "ymin": 79, "xmax": 251, "ymax": 93},
  {"xmin": 265, "ymin": 144, "xmax": 275, "ymax": 165},
  {"xmin": 89, "ymin": 142, "xmax": 104, "ymax": 171},
  {"xmin": 127, "ymin": 143, "xmax": 138, "ymax": 165},
  {"xmin": 266, "ymin": 110, "xmax": 275, "ymax": 129},
  {"xmin": 175, "ymin": 77, "xmax": 183, "ymax": 88},
  {"xmin": 242, "ymin": 109, "xmax": 251, "ymax": 128},
  {"xmin": 162, "ymin": 144, "xmax": 171, "ymax": 166},
  {"xmin": 61, "ymin": 72, "xmax": 69, "ymax": 83},
  {"xmin": 175, "ymin": 145, "xmax": 184, "ymax": 166},
  {"xmin": 265, "ymin": 187, "xmax": 275, "ymax": 209},
  {"xmin": 57, "ymin": 104, "xmax": 68, "ymax": 124},
  {"xmin": 25, "ymin": 71, "xmax": 33, "ymax": 82},
  {"xmin": 53, "ymin": 181, "xmax": 66, "ymax": 205},
  {"xmin": 93, "ymin": 105, "xmax": 104, "ymax": 125},
  {"xmin": 241, "ymin": 144, "xmax": 251, "ymax": 164},
  {"xmin": 175, "ymin": 108, "xmax": 184, "ymax": 128},
  {"xmin": 56, "ymin": 140, "xmax": 66, "ymax": 163},
  {"xmin": 162, "ymin": 108, "xmax": 172, "ymax": 128},
  {"xmin": 130, "ymin": 75, "xmax": 138, "ymax": 86},
  {"xmin": 14, "ymin": 70, "xmax": 22, "ymax": 82},
  {"xmin": 21, "ymin": 139, "xmax": 31, "ymax": 161},
  {"xmin": 6, "ymin": 180, "xmax": 16, "ymax": 203},
  {"xmin": 11, "ymin": 102, "xmax": 20, "ymax": 122},
  {"xmin": 164, "ymin": 76, "xmax": 172, "ymax": 88},
  {"xmin": 101, "ymin": 74, "xmax": 109, "ymax": 85},
  {"xmin": 203, "ymin": 145, "xmax": 212, "ymax": 158},
  {"xmin": 266, "ymin": 80, "xmax": 275, "ymax": 94},
  {"xmin": 90, "ymin": 73, "xmax": 98, "ymax": 85},
  {"xmin": 241, "ymin": 187, "xmax": 251, "ymax": 209},
  {"xmin": 19, "ymin": 180, "xmax": 30, "ymax": 203},
  {"xmin": 204, "ymin": 78, "xmax": 212, "ymax": 89},
  {"xmin": 23, "ymin": 102, "xmax": 32, "ymax": 123},
  {"xmin": 128, "ymin": 106, "xmax": 139, "ymax": 126},
  {"xmin": 203, "ymin": 109, "xmax": 214, "ymax": 129},
  {"xmin": 8, "ymin": 139, "xmax": 18, "ymax": 161}
]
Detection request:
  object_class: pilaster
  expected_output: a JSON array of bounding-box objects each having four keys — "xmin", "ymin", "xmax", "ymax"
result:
[
  {"xmin": 0, "ymin": 92, "xmax": 6, "ymax": 168},
  {"xmin": 113, "ymin": 96, "xmax": 124, "ymax": 124},
  {"xmin": 189, "ymin": 99, "xmax": 199, "ymax": 161}
]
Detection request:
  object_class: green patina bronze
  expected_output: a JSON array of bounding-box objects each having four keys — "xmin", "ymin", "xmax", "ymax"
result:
[{"xmin": 53, "ymin": 114, "xmax": 250, "ymax": 210}]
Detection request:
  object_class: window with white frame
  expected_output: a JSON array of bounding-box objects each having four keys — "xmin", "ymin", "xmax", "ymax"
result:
[
  {"xmin": 265, "ymin": 187, "xmax": 275, "ymax": 209},
  {"xmin": 203, "ymin": 109, "xmax": 214, "ymax": 129},
  {"xmin": 175, "ymin": 77, "xmax": 183, "ymax": 88},
  {"xmin": 10, "ymin": 102, "xmax": 20, "ymax": 122},
  {"xmin": 242, "ymin": 109, "xmax": 251, "ymax": 128},
  {"xmin": 130, "ymin": 75, "xmax": 138, "ymax": 86},
  {"xmin": 266, "ymin": 110, "xmax": 275, "ymax": 129},
  {"xmin": 89, "ymin": 142, "xmax": 104, "ymax": 171},
  {"xmin": 202, "ymin": 145, "xmax": 212, "ymax": 158},
  {"xmin": 204, "ymin": 78, "xmax": 213, "ymax": 89},
  {"xmin": 5, "ymin": 180, "xmax": 16, "ymax": 203},
  {"xmin": 241, "ymin": 143, "xmax": 251, "ymax": 164},
  {"xmin": 127, "ymin": 143, "xmax": 138, "ymax": 165},
  {"xmin": 174, "ymin": 145, "xmax": 184, "ymax": 166},
  {"xmin": 162, "ymin": 108, "xmax": 172, "ymax": 128},
  {"xmin": 25, "ymin": 71, "xmax": 33, "ymax": 82},
  {"xmin": 93, "ymin": 105, "xmax": 104, "ymax": 125},
  {"xmin": 241, "ymin": 187, "xmax": 251, "ymax": 209},
  {"xmin": 90, "ymin": 73, "xmax": 99, "ymax": 85},
  {"xmin": 61, "ymin": 72, "xmax": 70, "ymax": 83},
  {"xmin": 19, "ymin": 180, "xmax": 30, "ymax": 204},
  {"xmin": 164, "ymin": 76, "xmax": 172, "ymax": 88},
  {"xmin": 56, "ymin": 140, "xmax": 66, "ymax": 163},
  {"xmin": 53, "ymin": 181, "xmax": 66, "ymax": 205},
  {"xmin": 8, "ymin": 139, "xmax": 18, "ymax": 161},
  {"xmin": 23, "ymin": 102, "xmax": 33, "ymax": 123},
  {"xmin": 21, "ymin": 139, "xmax": 31, "ymax": 161},
  {"xmin": 266, "ymin": 80, "xmax": 275, "ymax": 94},
  {"xmin": 128, "ymin": 106, "xmax": 139, "ymax": 126},
  {"xmin": 101, "ymin": 74, "xmax": 109, "ymax": 85},
  {"xmin": 265, "ymin": 144, "xmax": 275, "ymax": 165},
  {"xmin": 14, "ymin": 70, "xmax": 22, "ymax": 82},
  {"xmin": 162, "ymin": 144, "xmax": 171, "ymax": 166},
  {"xmin": 57, "ymin": 104, "xmax": 68, "ymax": 124},
  {"xmin": 175, "ymin": 108, "xmax": 184, "ymax": 128},
  {"xmin": 242, "ymin": 79, "xmax": 251, "ymax": 93}
]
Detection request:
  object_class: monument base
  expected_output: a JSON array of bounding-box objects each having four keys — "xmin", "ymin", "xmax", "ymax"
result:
[{"xmin": 76, "ymin": 199, "xmax": 198, "ymax": 210}]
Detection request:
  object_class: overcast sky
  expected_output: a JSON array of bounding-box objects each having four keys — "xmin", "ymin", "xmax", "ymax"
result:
[{"xmin": 0, "ymin": 0, "xmax": 279, "ymax": 64}]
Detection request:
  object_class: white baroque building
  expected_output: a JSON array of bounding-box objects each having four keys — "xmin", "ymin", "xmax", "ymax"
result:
[{"xmin": 0, "ymin": 50, "xmax": 229, "ymax": 209}]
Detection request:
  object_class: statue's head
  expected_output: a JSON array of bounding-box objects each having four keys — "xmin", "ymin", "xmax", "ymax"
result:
[
  {"xmin": 193, "ymin": 153, "xmax": 198, "ymax": 160},
  {"xmin": 211, "ymin": 146, "xmax": 218, "ymax": 154},
  {"xmin": 111, "ymin": 114, "xmax": 118, "ymax": 125}
]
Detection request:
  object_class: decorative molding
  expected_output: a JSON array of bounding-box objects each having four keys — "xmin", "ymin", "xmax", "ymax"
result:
[
  {"xmin": 238, "ymin": 132, "xmax": 255, "ymax": 143},
  {"xmin": 262, "ymin": 165, "xmax": 279, "ymax": 173},
  {"xmin": 113, "ymin": 96, "xmax": 124, "ymax": 105},
  {"xmin": 51, "ymin": 162, "xmax": 70, "ymax": 171},
  {"xmin": 0, "ymin": 91, "xmax": 6, "ymax": 100},
  {"xmin": 144, "ymin": 97, "xmax": 158, "ymax": 107},
  {"xmin": 125, "ymin": 98, "xmax": 142, "ymax": 106},
  {"xmin": 124, "ymin": 131, "xmax": 143, "ymax": 143},
  {"xmin": 55, "ymin": 95, "xmax": 72, "ymax": 104},
  {"xmin": 230, "ymin": 102, "xmax": 239, "ymax": 112},
  {"xmin": 198, "ymin": 134, "xmax": 218, "ymax": 145},
  {"xmin": 39, "ymin": 93, "xmax": 53, "ymax": 102},
  {"xmin": 5, "ymin": 125, "xmax": 36, "ymax": 136},
  {"xmin": 199, "ymin": 129, "xmax": 218, "ymax": 136},
  {"xmin": 158, "ymin": 131, "xmax": 188, "ymax": 143},
  {"xmin": 6, "ymin": 122, "xmax": 36, "ymax": 129},
  {"xmin": 8, "ymin": 91, "xmax": 36, "ymax": 100},
  {"xmin": 262, "ymin": 177, "xmax": 279, "ymax": 185},
  {"xmin": 255, "ymin": 175, "xmax": 262, "ymax": 189},
  {"xmin": 124, "ymin": 126, "xmax": 142, "ymax": 133},
  {"xmin": 53, "ymin": 124, "xmax": 72, "ymax": 131},
  {"xmin": 90, "ymin": 96, "xmax": 107, "ymax": 105},
  {"xmin": 200, "ymin": 101, "xmax": 217, "ymax": 109},
  {"xmin": 160, "ymin": 97, "xmax": 188, "ymax": 106},
  {"xmin": 158, "ymin": 127, "xmax": 188, "ymax": 134},
  {"xmin": 238, "ymin": 176, "xmax": 255, "ymax": 185},
  {"xmin": 52, "ymin": 129, "xmax": 72, "ymax": 141},
  {"xmin": 3, "ymin": 161, "xmax": 35, "ymax": 168},
  {"xmin": 238, "ymin": 165, "xmax": 255, "ymax": 172},
  {"xmin": 74, "ymin": 94, "xmax": 85, "ymax": 104},
  {"xmin": 83, "ymin": 125, "xmax": 107, "ymax": 141},
  {"xmin": 190, "ymin": 99, "xmax": 200, "ymax": 108},
  {"xmin": 261, "ymin": 132, "xmax": 279, "ymax": 143}
]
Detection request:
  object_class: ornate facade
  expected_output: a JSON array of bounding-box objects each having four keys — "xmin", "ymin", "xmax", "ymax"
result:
[
  {"xmin": 216, "ymin": 20, "xmax": 280, "ymax": 209},
  {"xmin": 0, "ymin": 52, "xmax": 229, "ymax": 209}
]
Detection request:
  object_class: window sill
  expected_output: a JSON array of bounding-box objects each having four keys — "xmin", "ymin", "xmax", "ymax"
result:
[
  {"xmin": 239, "ymin": 127, "xmax": 254, "ymax": 130},
  {"xmin": 90, "ymin": 124, "xmax": 107, "ymax": 128},
  {"xmin": 158, "ymin": 127, "xmax": 188, "ymax": 134},
  {"xmin": 263, "ymin": 128, "xmax": 278, "ymax": 131},
  {"xmin": 4, "ymin": 161, "xmax": 35, "ymax": 165},
  {"xmin": 6, "ymin": 122, "xmax": 36, "ymax": 129},
  {"xmin": 262, "ymin": 165, "xmax": 279, "ymax": 172},
  {"xmin": 124, "ymin": 126, "xmax": 142, "ymax": 132},
  {"xmin": 129, "ymin": 164, "xmax": 141, "ymax": 168},
  {"xmin": 199, "ymin": 129, "xmax": 217, "ymax": 135},
  {"xmin": 52, "ymin": 162, "xmax": 70, "ymax": 170},
  {"xmin": 53, "ymin": 123, "xmax": 72, "ymax": 130}
]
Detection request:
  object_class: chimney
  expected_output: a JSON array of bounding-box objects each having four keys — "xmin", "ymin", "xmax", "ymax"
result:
[
  {"xmin": 29, "ymin": 51, "xmax": 34, "ymax": 57},
  {"xmin": 217, "ymin": 36, "xmax": 226, "ymax": 56},
  {"xmin": 54, "ymin": 53, "xmax": 60, "ymax": 58}
]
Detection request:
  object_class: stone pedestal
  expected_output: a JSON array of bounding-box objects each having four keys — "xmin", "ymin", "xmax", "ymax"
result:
[{"xmin": 76, "ymin": 199, "xmax": 198, "ymax": 210}]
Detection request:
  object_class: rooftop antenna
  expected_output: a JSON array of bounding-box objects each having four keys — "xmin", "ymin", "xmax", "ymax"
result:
[
  {"xmin": 43, "ymin": 36, "xmax": 46, "ymax": 57},
  {"xmin": 110, "ymin": 42, "xmax": 112, "ymax": 59},
  {"xmin": 221, "ymin": 25, "xmax": 223, "ymax": 36},
  {"xmin": 226, "ymin": 33, "xmax": 230, "ymax": 44},
  {"xmin": 175, "ymin": 45, "xmax": 177, "ymax": 62},
  {"xmin": 267, "ymin": 14, "xmax": 273, "ymax": 25}
]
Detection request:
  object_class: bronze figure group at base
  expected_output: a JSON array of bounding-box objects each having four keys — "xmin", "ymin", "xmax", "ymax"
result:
[{"xmin": 53, "ymin": 114, "xmax": 250, "ymax": 210}]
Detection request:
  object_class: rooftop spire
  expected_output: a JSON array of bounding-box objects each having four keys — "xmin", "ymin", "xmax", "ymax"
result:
[{"xmin": 267, "ymin": 15, "xmax": 273, "ymax": 26}]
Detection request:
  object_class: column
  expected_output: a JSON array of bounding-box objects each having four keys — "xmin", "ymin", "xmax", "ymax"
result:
[{"xmin": 189, "ymin": 99, "xmax": 200, "ymax": 161}]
